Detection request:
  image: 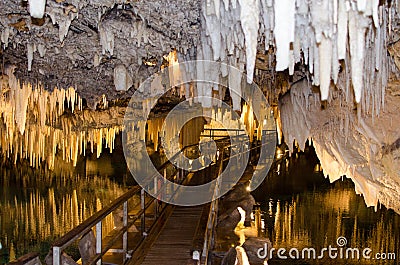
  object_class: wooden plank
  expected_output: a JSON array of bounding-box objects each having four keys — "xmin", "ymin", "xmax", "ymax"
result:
[
  {"xmin": 127, "ymin": 204, "xmax": 175, "ymax": 265},
  {"xmin": 140, "ymin": 206, "xmax": 204, "ymax": 265}
]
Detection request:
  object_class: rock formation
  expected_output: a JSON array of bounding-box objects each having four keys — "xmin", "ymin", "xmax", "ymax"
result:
[{"xmin": 0, "ymin": 0, "xmax": 400, "ymax": 213}]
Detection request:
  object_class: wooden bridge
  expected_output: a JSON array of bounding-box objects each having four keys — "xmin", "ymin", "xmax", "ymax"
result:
[{"xmin": 10, "ymin": 129, "xmax": 276, "ymax": 265}]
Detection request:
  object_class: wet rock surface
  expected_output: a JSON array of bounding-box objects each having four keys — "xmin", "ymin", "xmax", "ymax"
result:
[
  {"xmin": 216, "ymin": 181, "xmax": 272, "ymax": 265},
  {"xmin": 220, "ymin": 237, "xmax": 272, "ymax": 265},
  {"xmin": 221, "ymin": 247, "xmax": 237, "ymax": 265},
  {"xmin": 242, "ymin": 237, "xmax": 272, "ymax": 265},
  {"xmin": 218, "ymin": 182, "xmax": 255, "ymax": 228}
]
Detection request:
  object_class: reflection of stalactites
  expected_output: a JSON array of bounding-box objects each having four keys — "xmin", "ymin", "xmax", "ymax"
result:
[
  {"xmin": 72, "ymin": 189, "xmax": 79, "ymax": 227},
  {"xmin": 96, "ymin": 198, "xmax": 102, "ymax": 212},
  {"xmin": 49, "ymin": 188, "xmax": 58, "ymax": 235},
  {"xmin": 288, "ymin": 202, "xmax": 293, "ymax": 241},
  {"xmin": 29, "ymin": 192, "xmax": 36, "ymax": 236},
  {"xmin": 9, "ymin": 243, "xmax": 16, "ymax": 262}
]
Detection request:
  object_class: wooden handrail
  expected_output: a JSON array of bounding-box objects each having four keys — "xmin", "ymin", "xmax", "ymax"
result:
[
  {"xmin": 49, "ymin": 130, "xmax": 275, "ymax": 265},
  {"xmin": 8, "ymin": 252, "xmax": 40, "ymax": 265},
  {"xmin": 52, "ymin": 187, "xmax": 140, "ymax": 249},
  {"xmin": 53, "ymin": 139, "xmax": 209, "ymax": 249},
  {"xmin": 198, "ymin": 135, "xmax": 275, "ymax": 264}
]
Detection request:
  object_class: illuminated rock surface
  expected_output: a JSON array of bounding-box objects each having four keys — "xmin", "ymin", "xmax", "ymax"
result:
[{"xmin": 0, "ymin": 0, "xmax": 400, "ymax": 213}]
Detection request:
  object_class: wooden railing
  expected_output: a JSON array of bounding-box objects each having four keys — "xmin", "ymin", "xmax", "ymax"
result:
[
  {"xmin": 198, "ymin": 131, "xmax": 276, "ymax": 264},
  {"xmin": 51, "ymin": 143, "xmax": 196, "ymax": 265},
  {"xmin": 50, "ymin": 132, "xmax": 252, "ymax": 265},
  {"xmin": 13, "ymin": 129, "xmax": 275, "ymax": 265}
]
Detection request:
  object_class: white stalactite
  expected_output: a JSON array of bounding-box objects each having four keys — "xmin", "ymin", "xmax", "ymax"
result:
[
  {"xmin": 27, "ymin": 43, "xmax": 35, "ymax": 72},
  {"xmin": 1, "ymin": 27, "xmax": 10, "ymax": 48},
  {"xmin": 274, "ymin": 0, "xmax": 295, "ymax": 71},
  {"xmin": 197, "ymin": 0, "xmax": 388, "ymax": 111},
  {"xmin": 348, "ymin": 9, "xmax": 369, "ymax": 103},
  {"xmin": 99, "ymin": 24, "xmax": 115, "ymax": 56},
  {"xmin": 238, "ymin": 0, "xmax": 260, "ymax": 83},
  {"xmin": 37, "ymin": 44, "xmax": 46, "ymax": 58},
  {"xmin": 337, "ymin": 0, "xmax": 348, "ymax": 60},
  {"xmin": 28, "ymin": 0, "xmax": 46, "ymax": 19},
  {"xmin": 319, "ymin": 36, "xmax": 332, "ymax": 101},
  {"xmin": 114, "ymin": 64, "xmax": 132, "ymax": 91}
]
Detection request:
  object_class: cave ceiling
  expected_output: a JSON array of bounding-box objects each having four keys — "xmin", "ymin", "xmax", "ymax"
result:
[
  {"xmin": 1, "ymin": 0, "xmax": 400, "ymax": 213},
  {"xmin": 2, "ymin": 1, "xmax": 399, "ymax": 107},
  {"xmin": 0, "ymin": 0, "xmax": 201, "ymax": 107}
]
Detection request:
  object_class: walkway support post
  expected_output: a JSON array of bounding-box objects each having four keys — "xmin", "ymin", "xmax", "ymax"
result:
[
  {"xmin": 95, "ymin": 221, "xmax": 102, "ymax": 265},
  {"xmin": 141, "ymin": 189, "xmax": 145, "ymax": 236},
  {"xmin": 123, "ymin": 201, "xmax": 128, "ymax": 262}
]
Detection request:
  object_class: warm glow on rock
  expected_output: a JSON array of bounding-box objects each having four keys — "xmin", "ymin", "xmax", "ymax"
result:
[{"xmin": 0, "ymin": 67, "xmax": 120, "ymax": 169}]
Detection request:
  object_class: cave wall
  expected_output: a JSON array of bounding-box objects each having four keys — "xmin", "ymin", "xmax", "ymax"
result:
[
  {"xmin": 280, "ymin": 78, "xmax": 400, "ymax": 213},
  {"xmin": 1, "ymin": 0, "xmax": 400, "ymax": 212}
]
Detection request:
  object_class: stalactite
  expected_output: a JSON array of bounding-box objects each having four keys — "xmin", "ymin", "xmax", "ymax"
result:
[
  {"xmin": 0, "ymin": 72, "xmax": 119, "ymax": 169},
  {"xmin": 348, "ymin": 8, "xmax": 369, "ymax": 104},
  {"xmin": 28, "ymin": 0, "xmax": 46, "ymax": 19},
  {"xmin": 274, "ymin": 0, "xmax": 295, "ymax": 71},
  {"xmin": 1, "ymin": 27, "xmax": 11, "ymax": 48},
  {"xmin": 337, "ymin": 0, "xmax": 348, "ymax": 60},
  {"xmin": 27, "ymin": 43, "xmax": 35, "ymax": 72},
  {"xmin": 319, "ymin": 36, "xmax": 332, "ymax": 101},
  {"xmin": 238, "ymin": 0, "xmax": 260, "ymax": 83},
  {"xmin": 14, "ymin": 82, "xmax": 32, "ymax": 135},
  {"xmin": 147, "ymin": 118, "xmax": 164, "ymax": 151},
  {"xmin": 99, "ymin": 23, "xmax": 115, "ymax": 56},
  {"xmin": 240, "ymin": 103, "xmax": 256, "ymax": 142},
  {"xmin": 46, "ymin": 5, "xmax": 78, "ymax": 43},
  {"xmin": 197, "ymin": 0, "xmax": 388, "ymax": 116},
  {"xmin": 114, "ymin": 64, "xmax": 133, "ymax": 91}
]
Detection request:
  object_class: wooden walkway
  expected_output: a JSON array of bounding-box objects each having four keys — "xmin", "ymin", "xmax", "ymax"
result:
[{"xmin": 140, "ymin": 206, "xmax": 204, "ymax": 265}]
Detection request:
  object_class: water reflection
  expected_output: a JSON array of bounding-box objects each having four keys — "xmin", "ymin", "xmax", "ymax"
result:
[
  {"xmin": 252, "ymin": 146, "xmax": 400, "ymax": 264},
  {"xmin": 0, "ymin": 154, "xmax": 129, "ymax": 264}
]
